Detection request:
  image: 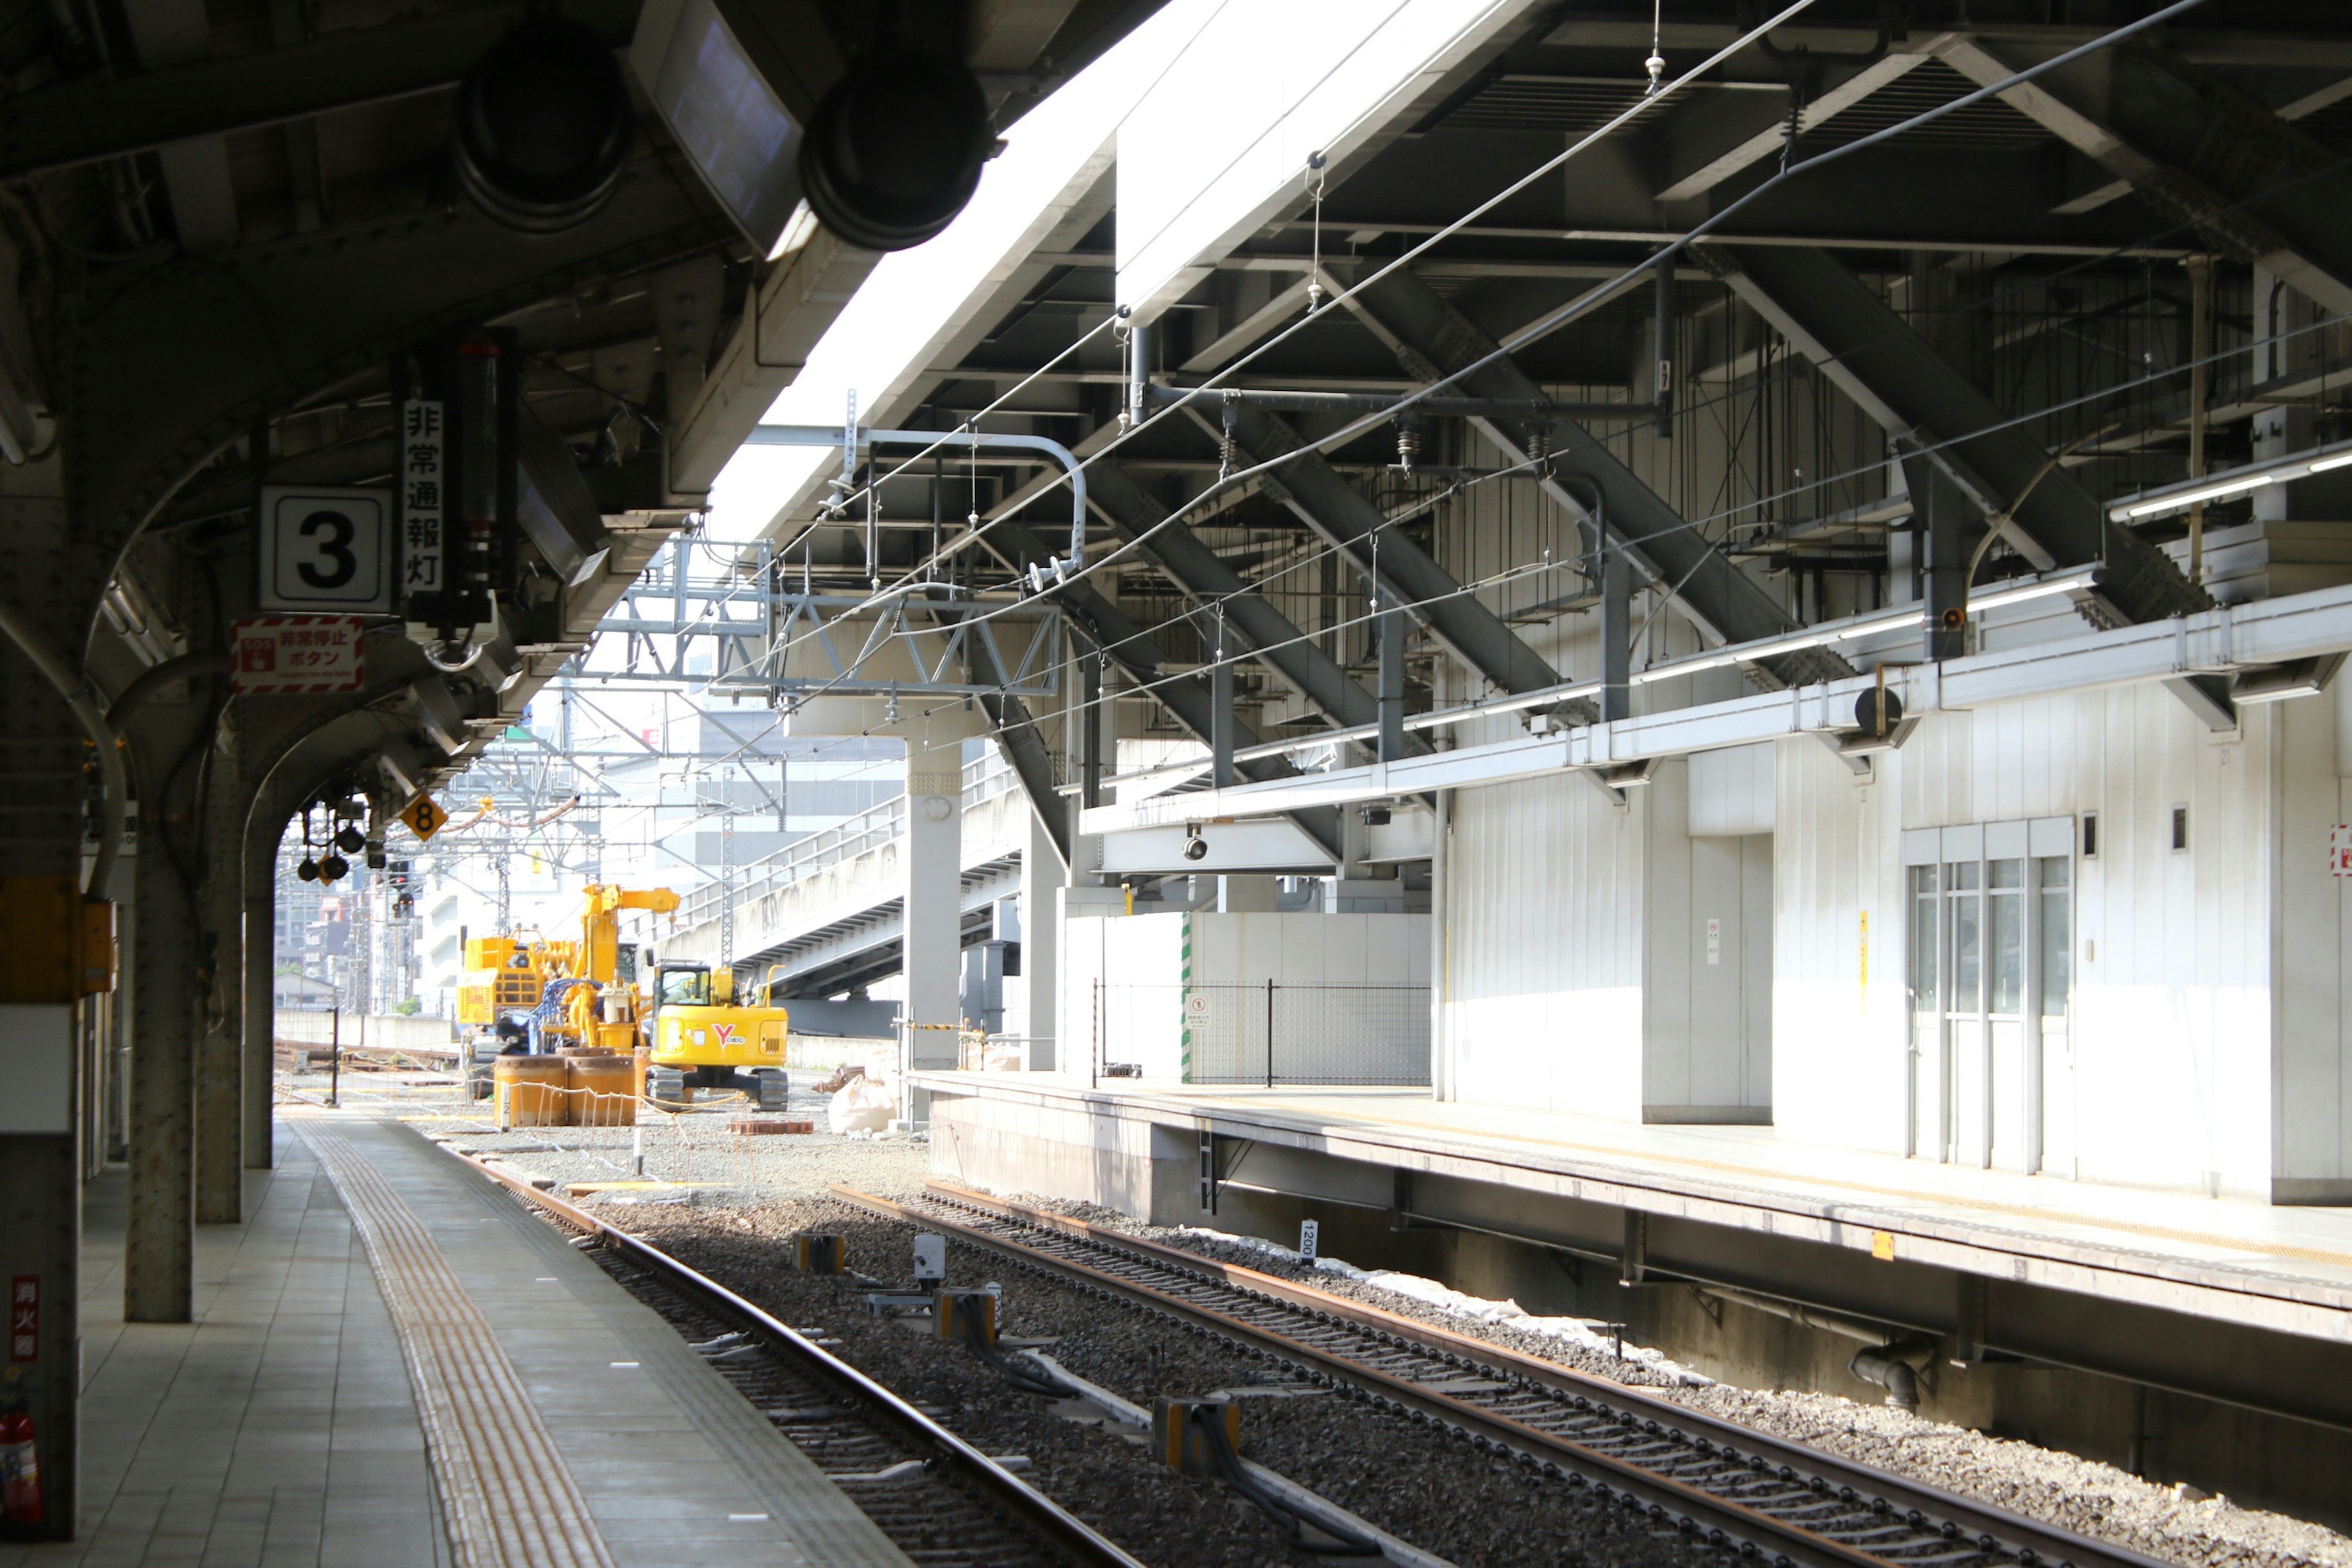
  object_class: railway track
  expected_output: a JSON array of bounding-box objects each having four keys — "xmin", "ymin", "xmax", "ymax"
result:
[
  {"xmin": 838, "ymin": 1181, "xmax": 2176, "ymax": 1568},
  {"xmin": 453, "ymin": 1155, "xmax": 1150, "ymax": 1568}
]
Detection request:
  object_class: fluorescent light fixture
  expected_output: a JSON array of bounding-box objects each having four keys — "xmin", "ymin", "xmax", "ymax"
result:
[
  {"xmin": 2108, "ymin": 439, "xmax": 2352, "ymax": 521},
  {"xmin": 2121, "ymin": 472, "xmax": 2277, "ymax": 518},
  {"xmin": 1968, "ymin": 568, "xmax": 2099, "ymax": 613}
]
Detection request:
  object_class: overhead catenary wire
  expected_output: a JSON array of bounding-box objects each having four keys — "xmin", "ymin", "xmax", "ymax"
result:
[
  {"xmin": 453, "ymin": 0, "xmax": 2256, "ymax": 853},
  {"xmin": 741, "ymin": 0, "xmax": 2217, "ymax": 733}
]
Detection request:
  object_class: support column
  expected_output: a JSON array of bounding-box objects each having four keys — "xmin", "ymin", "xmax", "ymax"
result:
[
  {"xmin": 902, "ymin": 734, "xmax": 963, "ymax": 1068},
  {"xmin": 126, "ymin": 834, "xmax": 195, "ymax": 1321},
  {"xmin": 1907, "ymin": 454, "xmax": 1972, "ymax": 663},
  {"xmin": 0, "ymin": 584, "xmax": 96, "ymax": 1540},
  {"xmin": 1017, "ymin": 800, "xmax": 1061, "ymax": 1069},
  {"xmin": 1376, "ymin": 589, "xmax": 1404, "ymax": 763},
  {"xmin": 195, "ymin": 742, "xmax": 245, "ymax": 1222},
  {"xmin": 243, "ymin": 812, "xmax": 276, "ymax": 1168},
  {"xmin": 1216, "ymin": 876, "xmax": 1278, "ymax": 913},
  {"xmin": 1600, "ymin": 543, "xmax": 1631, "ymax": 723}
]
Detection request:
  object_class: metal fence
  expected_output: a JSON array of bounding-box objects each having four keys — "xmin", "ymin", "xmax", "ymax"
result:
[{"xmin": 1089, "ymin": 981, "xmax": 1431, "ymax": 1087}]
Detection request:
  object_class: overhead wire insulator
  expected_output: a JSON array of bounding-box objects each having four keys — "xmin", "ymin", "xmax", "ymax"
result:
[{"xmin": 1395, "ymin": 421, "xmax": 1420, "ymax": 474}]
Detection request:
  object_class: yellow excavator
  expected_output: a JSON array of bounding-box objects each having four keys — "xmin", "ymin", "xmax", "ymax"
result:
[{"xmin": 644, "ymin": 959, "xmax": 793, "ymax": 1093}]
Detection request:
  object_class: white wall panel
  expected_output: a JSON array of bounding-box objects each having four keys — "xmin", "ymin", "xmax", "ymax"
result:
[
  {"xmin": 1443, "ymin": 768, "xmax": 1646, "ymax": 1120},
  {"xmin": 2277, "ymin": 689, "xmax": 2352, "ymax": 1200},
  {"xmin": 1765, "ymin": 692, "xmax": 2284, "ymax": 1195},
  {"xmin": 1690, "ymin": 742, "xmax": 1777, "ymax": 836},
  {"xmin": 1773, "ymin": 737, "xmax": 1907, "ymax": 1153}
]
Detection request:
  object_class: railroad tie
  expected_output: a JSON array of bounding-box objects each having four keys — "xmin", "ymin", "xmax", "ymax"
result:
[{"xmin": 301, "ymin": 1123, "xmax": 622, "ymax": 1568}]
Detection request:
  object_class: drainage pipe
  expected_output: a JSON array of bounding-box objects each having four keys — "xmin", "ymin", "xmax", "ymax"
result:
[
  {"xmin": 0, "ymin": 600, "xmax": 130, "ymax": 899},
  {"xmin": 1694, "ymin": 1284, "xmax": 1897, "ymax": 1346},
  {"xmin": 1849, "ymin": 1337, "xmax": 1940, "ymax": 1411},
  {"xmin": 1696, "ymin": 1284, "xmax": 1938, "ymax": 1410},
  {"xmin": 748, "ymin": 423, "xmax": 1087, "ymax": 578}
]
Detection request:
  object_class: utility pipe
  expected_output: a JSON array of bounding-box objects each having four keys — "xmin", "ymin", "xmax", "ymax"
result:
[
  {"xmin": 1697, "ymin": 1284, "xmax": 1937, "ymax": 1409},
  {"xmin": 748, "ymin": 424, "xmax": 1087, "ymax": 580},
  {"xmin": 0, "ymin": 600, "xmax": 129, "ymax": 898},
  {"xmin": 105, "ymin": 648, "xmax": 232, "ymax": 732},
  {"xmin": 1146, "ymin": 383, "xmax": 1649, "ymax": 423}
]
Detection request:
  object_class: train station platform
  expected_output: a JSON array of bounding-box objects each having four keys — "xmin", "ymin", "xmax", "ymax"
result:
[
  {"xmin": 911, "ymin": 1074, "xmax": 2352, "ymax": 1431},
  {"xmin": 3, "ymin": 1112, "xmax": 908, "ymax": 1568}
]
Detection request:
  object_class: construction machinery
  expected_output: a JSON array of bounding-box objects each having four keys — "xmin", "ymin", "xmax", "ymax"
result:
[
  {"xmin": 645, "ymin": 960, "xmax": 792, "ymax": 1093},
  {"xmin": 459, "ymin": 884, "xmax": 682, "ymax": 1096}
]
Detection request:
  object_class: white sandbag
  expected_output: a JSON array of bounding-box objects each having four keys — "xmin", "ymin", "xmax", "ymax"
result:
[{"xmin": 828, "ymin": 1078, "xmax": 894, "ymax": 1134}]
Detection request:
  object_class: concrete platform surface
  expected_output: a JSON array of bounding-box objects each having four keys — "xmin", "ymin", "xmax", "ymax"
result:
[
  {"xmin": 4, "ymin": 1109, "xmax": 909, "ymax": 1568},
  {"xmin": 913, "ymin": 1074, "xmax": 2352, "ymax": 1344}
]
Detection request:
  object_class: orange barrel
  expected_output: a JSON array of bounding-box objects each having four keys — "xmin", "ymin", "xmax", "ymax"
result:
[
  {"xmin": 493, "ymin": 1056, "xmax": 570, "ymax": 1127},
  {"xmin": 569, "ymin": 1055, "xmax": 635, "ymax": 1127}
]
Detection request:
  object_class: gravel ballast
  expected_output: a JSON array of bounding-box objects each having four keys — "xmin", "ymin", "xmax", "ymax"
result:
[
  {"xmin": 622, "ymin": 1198, "xmax": 1704, "ymax": 1568},
  {"xmin": 361, "ymin": 1073, "xmax": 2351, "ymax": 1568},
  {"xmin": 1009, "ymin": 1196, "xmax": 2352, "ymax": 1568}
]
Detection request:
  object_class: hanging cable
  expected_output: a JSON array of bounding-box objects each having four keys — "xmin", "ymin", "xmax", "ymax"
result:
[{"xmin": 1303, "ymin": 150, "xmax": 1329, "ymax": 313}]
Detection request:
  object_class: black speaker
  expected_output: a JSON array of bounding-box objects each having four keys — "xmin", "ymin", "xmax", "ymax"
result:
[
  {"xmin": 800, "ymin": 52, "xmax": 992, "ymax": 252},
  {"xmin": 456, "ymin": 15, "xmax": 633, "ymax": 234}
]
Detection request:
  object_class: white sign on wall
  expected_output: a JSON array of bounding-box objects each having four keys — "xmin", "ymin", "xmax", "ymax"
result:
[
  {"xmin": 258, "ymin": 485, "xmax": 392, "ymax": 612},
  {"xmin": 2332, "ymin": 824, "xmax": 2352, "ymax": 876}
]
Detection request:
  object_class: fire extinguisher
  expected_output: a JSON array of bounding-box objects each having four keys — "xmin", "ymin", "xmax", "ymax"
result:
[{"xmin": 0, "ymin": 1389, "xmax": 42, "ymax": 1532}]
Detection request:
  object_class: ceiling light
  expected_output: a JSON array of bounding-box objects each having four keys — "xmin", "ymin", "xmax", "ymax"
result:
[
  {"xmin": 2122, "ymin": 473, "xmax": 2278, "ymax": 518},
  {"xmin": 2108, "ymin": 439, "xmax": 2352, "ymax": 521}
]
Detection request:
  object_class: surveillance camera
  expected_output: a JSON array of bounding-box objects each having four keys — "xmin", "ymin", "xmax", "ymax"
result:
[{"xmin": 1182, "ymin": 835, "xmax": 1208, "ymax": 862}]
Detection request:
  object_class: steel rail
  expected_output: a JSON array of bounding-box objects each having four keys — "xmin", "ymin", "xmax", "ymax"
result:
[
  {"xmin": 441, "ymin": 1147, "xmax": 1150, "ymax": 1568},
  {"xmin": 836, "ymin": 1182, "xmax": 2176, "ymax": 1568}
]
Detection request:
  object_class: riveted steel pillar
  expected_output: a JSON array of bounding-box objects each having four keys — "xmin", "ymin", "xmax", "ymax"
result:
[
  {"xmin": 243, "ymin": 799, "xmax": 277, "ymax": 1169},
  {"xmin": 125, "ymin": 835, "xmax": 195, "ymax": 1319},
  {"xmin": 0, "ymin": 494, "xmax": 93, "ymax": 1540},
  {"xmin": 194, "ymin": 728, "xmax": 246, "ymax": 1223}
]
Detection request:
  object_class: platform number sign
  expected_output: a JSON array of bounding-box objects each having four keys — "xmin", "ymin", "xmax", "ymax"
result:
[{"xmin": 258, "ymin": 485, "xmax": 392, "ymax": 612}]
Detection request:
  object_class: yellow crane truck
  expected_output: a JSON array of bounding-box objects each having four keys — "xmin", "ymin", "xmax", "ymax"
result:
[{"xmin": 458, "ymin": 884, "xmax": 681, "ymax": 1096}]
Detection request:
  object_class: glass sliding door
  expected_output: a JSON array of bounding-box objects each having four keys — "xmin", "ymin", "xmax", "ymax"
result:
[
  {"xmin": 1945, "ymin": 861, "xmax": 1986, "ymax": 1167},
  {"xmin": 2034, "ymin": 854, "xmax": 2075, "ymax": 1177},
  {"xmin": 1904, "ymin": 820, "xmax": 2075, "ymax": 1173},
  {"xmin": 1906, "ymin": 864, "xmax": 1939, "ymax": 1159},
  {"xmin": 1986, "ymin": 858, "xmax": 2027, "ymax": 1171}
]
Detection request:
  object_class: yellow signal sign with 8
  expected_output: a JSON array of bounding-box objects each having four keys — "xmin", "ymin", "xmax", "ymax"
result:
[{"xmin": 401, "ymin": 795, "xmax": 448, "ymax": 840}]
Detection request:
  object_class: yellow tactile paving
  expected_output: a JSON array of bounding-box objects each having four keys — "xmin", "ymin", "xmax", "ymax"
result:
[{"xmin": 298, "ymin": 1121, "xmax": 620, "ymax": 1568}]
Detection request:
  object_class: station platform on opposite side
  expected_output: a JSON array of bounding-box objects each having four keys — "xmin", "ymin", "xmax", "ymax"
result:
[
  {"xmin": 1, "ymin": 1111, "xmax": 911, "ymax": 1568},
  {"xmin": 910, "ymin": 1071, "xmax": 2352, "ymax": 1431}
]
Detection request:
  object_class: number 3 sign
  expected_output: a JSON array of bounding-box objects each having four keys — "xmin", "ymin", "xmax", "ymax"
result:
[{"xmin": 259, "ymin": 486, "xmax": 393, "ymax": 612}]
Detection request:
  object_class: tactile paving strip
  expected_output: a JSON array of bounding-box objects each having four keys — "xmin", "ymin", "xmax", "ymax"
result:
[{"xmin": 300, "ymin": 1122, "xmax": 620, "ymax": 1568}]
